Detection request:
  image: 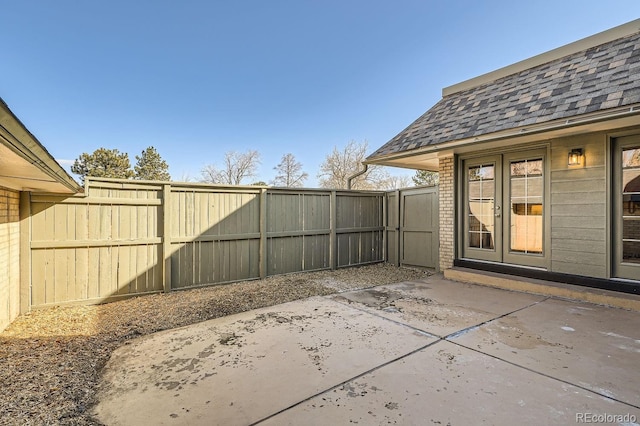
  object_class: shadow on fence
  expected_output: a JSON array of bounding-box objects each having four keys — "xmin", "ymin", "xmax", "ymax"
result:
[{"xmin": 27, "ymin": 178, "xmax": 386, "ymax": 308}]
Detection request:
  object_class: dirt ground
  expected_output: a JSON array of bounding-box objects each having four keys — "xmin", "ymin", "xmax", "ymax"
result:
[{"xmin": 0, "ymin": 264, "xmax": 428, "ymax": 425}]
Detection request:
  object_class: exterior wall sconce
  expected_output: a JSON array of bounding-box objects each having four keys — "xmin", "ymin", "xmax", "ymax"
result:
[{"xmin": 568, "ymin": 148, "xmax": 583, "ymax": 166}]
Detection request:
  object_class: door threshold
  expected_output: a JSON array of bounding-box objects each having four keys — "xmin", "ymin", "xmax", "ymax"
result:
[
  {"xmin": 454, "ymin": 259, "xmax": 639, "ymax": 295},
  {"xmin": 445, "ymin": 266, "xmax": 640, "ymax": 311},
  {"xmin": 459, "ymin": 258, "xmax": 546, "ymax": 271}
]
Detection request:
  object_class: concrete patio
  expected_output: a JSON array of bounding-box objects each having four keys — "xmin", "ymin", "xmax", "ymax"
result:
[{"xmin": 92, "ymin": 275, "xmax": 640, "ymax": 425}]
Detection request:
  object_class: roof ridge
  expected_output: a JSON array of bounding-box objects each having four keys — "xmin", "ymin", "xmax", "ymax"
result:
[{"xmin": 443, "ymin": 19, "xmax": 640, "ymax": 97}]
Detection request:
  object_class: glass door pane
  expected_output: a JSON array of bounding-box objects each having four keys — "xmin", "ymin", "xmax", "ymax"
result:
[
  {"xmin": 612, "ymin": 135, "xmax": 640, "ymax": 281},
  {"xmin": 463, "ymin": 156, "xmax": 502, "ymax": 263},
  {"xmin": 509, "ymin": 159, "xmax": 543, "ymax": 254},
  {"xmin": 468, "ymin": 164, "xmax": 495, "ymax": 250},
  {"xmin": 622, "ymin": 147, "xmax": 640, "ymax": 264},
  {"xmin": 502, "ymin": 149, "xmax": 547, "ymax": 269},
  {"xmin": 462, "ymin": 151, "xmax": 546, "ymax": 267}
]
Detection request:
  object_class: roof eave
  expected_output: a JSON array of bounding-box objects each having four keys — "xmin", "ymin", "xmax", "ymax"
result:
[
  {"xmin": 0, "ymin": 98, "xmax": 82, "ymax": 194},
  {"xmin": 367, "ymin": 104, "xmax": 640, "ymax": 165}
]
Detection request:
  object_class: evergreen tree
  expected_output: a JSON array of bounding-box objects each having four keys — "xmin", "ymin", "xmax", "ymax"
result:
[
  {"xmin": 71, "ymin": 148, "xmax": 134, "ymax": 183},
  {"xmin": 412, "ymin": 170, "xmax": 439, "ymax": 186},
  {"xmin": 134, "ymin": 146, "xmax": 171, "ymax": 181}
]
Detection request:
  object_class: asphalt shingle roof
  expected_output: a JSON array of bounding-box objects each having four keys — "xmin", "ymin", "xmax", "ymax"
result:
[{"xmin": 369, "ymin": 30, "xmax": 640, "ymax": 160}]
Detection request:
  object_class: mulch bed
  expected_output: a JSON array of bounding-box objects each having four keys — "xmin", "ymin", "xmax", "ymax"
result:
[{"xmin": 0, "ymin": 263, "xmax": 429, "ymax": 425}]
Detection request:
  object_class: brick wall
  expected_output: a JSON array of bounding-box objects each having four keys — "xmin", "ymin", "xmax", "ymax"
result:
[
  {"xmin": 0, "ymin": 187, "xmax": 20, "ymax": 332},
  {"xmin": 439, "ymin": 156, "xmax": 455, "ymax": 271}
]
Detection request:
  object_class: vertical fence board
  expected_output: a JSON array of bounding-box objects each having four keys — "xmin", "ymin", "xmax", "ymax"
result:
[
  {"xmin": 53, "ymin": 249, "xmax": 67, "ymax": 303},
  {"xmin": 87, "ymin": 247, "xmax": 100, "ymax": 299},
  {"xmin": 44, "ymin": 249, "xmax": 55, "ymax": 304},
  {"xmin": 54, "ymin": 204, "xmax": 67, "ymax": 241},
  {"xmin": 110, "ymin": 246, "xmax": 119, "ymax": 296},
  {"xmin": 31, "ymin": 250, "xmax": 46, "ymax": 306},
  {"xmin": 100, "ymin": 204, "xmax": 111, "ymax": 241},
  {"xmin": 122, "ymin": 245, "xmax": 134, "ymax": 295},
  {"xmin": 98, "ymin": 246, "xmax": 110, "ymax": 297},
  {"xmin": 152, "ymin": 243, "xmax": 161, "ymax": 291},
  {"xmin": 67, "ymin": 248, "xmax": 80, "ymax": 302},
  {"xmin": 135, "ymin": 244, "xmax": 146, "ymax": 293}
]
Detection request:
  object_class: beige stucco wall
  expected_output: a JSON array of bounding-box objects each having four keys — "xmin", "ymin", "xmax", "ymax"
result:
[{"xmin": 0, "ymin": 187, "xmax": 20, "ymax": 332}]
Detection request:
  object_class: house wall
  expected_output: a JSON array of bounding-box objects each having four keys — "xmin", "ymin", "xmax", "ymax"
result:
[
  {"xmin": 549, "ymin": 133, "xmax": 608, "ymax": 278},
  {"xmin": 439, "ymin": 156, "xmax": 455, "ymax": 271},
  {"xmin": 0, "ymin": 187, "xmax": 20, "ymax": 332},
  {"xmin": 454, "ymin": 129, "xmax": 619, "ymax": 280}
]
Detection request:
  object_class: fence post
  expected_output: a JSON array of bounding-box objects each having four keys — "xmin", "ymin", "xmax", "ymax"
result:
[
  {"xmin": 162, "ymin": 184, "xmax": 172, "ymax": 292},
  {"xmin": 382, "ymin": 192, "xmax": 387, "ymax": 264},
  {"xmin": 434, "ymin": 186, "xmax": 440, "ymax": 273},
  {"xmin": 330, "ymin": 190, "xmax": 337, "ymax": 270},
  {"xmin": 259, "ymin": 188, "xmax": 267, "ymax": 279},
  {"xmin": 19, "ymin": 191, "xmax": 31, "ymax": 313},
  {"xmin": 395, "ymin": 189, "xmax": 401, "ymax": 267}
]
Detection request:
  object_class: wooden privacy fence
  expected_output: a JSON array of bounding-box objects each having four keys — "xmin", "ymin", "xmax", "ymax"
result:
[
  {"xmin": 27, "ymin": 178, "xmax": 385, "ymax": 307},
  {"xmin": 386, "ymin": 186, "xmax": 439, "ymax": 269}
]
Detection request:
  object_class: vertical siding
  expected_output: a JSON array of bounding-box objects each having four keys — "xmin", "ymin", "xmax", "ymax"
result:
[
  {"xmin": 0, "ymin": 188, "xmax": 20, "ymax": 332},
  {"xmin": 550, "ymin": 133, "xmax": 607, "ymax": 278}
]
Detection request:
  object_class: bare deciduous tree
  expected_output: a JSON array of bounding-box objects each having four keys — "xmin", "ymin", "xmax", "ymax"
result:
[
  {"xmin": 384, "ymin": 175, "xmax": 414, "ymax": 190},
  {"xmin": 272, "ymin": 153, "xmax": 308, "ymax": 187},
  {"xmin": 317, "ymin": 140, "xmax": 391, "ymax": 190},
  {"xmin": 201, "ymin": 150, "xmax": 261, "ymax": 185},
  {"xmin": 623, "ymin": 148, "xmax": 640, "ymax": 167},
  {"xmin": 178, "ymin": 172, "xmax": 194, "ymax": 182}
]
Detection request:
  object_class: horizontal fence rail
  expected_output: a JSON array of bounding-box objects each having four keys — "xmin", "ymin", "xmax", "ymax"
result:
[{"xmin": 27, "ymin": 178, "xmax": 386, "ymax": 307}]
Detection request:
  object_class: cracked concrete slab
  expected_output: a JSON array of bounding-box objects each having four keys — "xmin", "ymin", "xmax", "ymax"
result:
[
  {"xmin": 265, "ymin": 340, "xmax": 640, "ymax": 426},
  {"xmin": 452, "ymin": 297, "xmax": 640, "ymax": 407},
  {"xmin": 331, "ymin": 276, "xmax": 545, "ymax": 337},
  {"xmin": 92, "ymin": 276, "xmax": 640, "ymax": 425},
  {"xmin": 92, "ymin": 296, "xmax": 434, "ymax": 425}
]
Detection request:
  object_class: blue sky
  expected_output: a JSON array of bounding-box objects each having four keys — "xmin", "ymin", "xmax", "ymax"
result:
[{"xmin": 2, "ymin": 1, "xmax": 639, "ymax": 186}]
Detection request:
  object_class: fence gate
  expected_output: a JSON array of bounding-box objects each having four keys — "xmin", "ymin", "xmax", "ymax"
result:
[{"xmin": 386, "ymin": 186, "xmax": 439, "ymax": 270}]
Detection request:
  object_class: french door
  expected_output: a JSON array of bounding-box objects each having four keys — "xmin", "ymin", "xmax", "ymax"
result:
[
  {"xmin": 613, "ymin": 135, "xmax": 640, "ymax": 280},
  {"xmin": 462, "ymin": 149, "xmax": 547, "ymax": 268}
]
